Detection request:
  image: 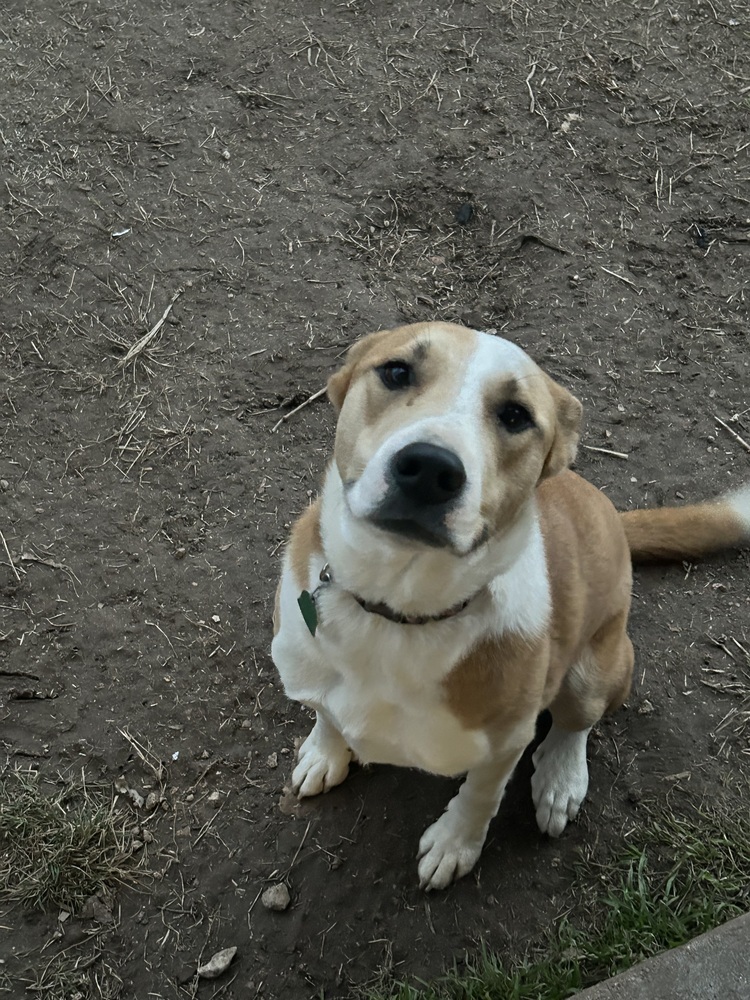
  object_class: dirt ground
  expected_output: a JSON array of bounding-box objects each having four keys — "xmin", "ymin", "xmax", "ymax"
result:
[{"xmin": 1, "ymin": 0, "xmax": 749, "ymax": 997}]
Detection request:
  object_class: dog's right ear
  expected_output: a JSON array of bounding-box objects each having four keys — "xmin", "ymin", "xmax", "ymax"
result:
[
  {"xmin": 326, "ymin": 360, "xmax": 356, "ymax": 413},
  {"xmin": 326, "ymin": 329, "xmax": 391, "ymax": 413}
]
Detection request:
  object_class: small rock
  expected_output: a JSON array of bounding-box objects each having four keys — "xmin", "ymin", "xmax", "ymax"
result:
[
  {"xmin": 145, "ymin": 791, "xmax": 161, "ymax": 811},
  {"xmin": 80, "ymin": 893, "xmax": 114, "ymax": 923},
  {"xmin": 197, "ymin": 946, "xmax": 237, "ymax": 980},
  {"xmin": 175, "ymin": 547, "xmax": 187, "ymax": 559},
  {"xmin": 207, "ymin": 790, "xmax": 223, "ymax": 808},
  {"xmin": 638, "ymin": 698, "xmax": 655, "ymax": 715},
  {"xmin": 241, "ymin": 718, "xmax": 253, "ymax": 729},
  {"xmin": 266, "ymin": 752, "xmax": 278, "ymax": 769},
  {"xmin": 261, "ymin": 883, "xmax": 290, "ymax": 911}
]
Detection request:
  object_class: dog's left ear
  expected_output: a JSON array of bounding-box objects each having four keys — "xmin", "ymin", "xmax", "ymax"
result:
[
  {"xmin": 540, "ymin": 378, "xmax": 583, "ymax": 479},
  {"xmin": 327, "ymin": 328, "xmax": 392, "ymax": 413}
]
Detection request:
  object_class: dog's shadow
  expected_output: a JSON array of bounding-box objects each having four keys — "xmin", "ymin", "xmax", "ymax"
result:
[{"xmin": 289, "ymin": 712, "xmax": 556, "ymax": 892}]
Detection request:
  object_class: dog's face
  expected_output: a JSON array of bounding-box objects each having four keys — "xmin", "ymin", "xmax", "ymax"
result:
[{"xmin": 328, "ymin": 323, "xmax": 582, "ymax": 555}]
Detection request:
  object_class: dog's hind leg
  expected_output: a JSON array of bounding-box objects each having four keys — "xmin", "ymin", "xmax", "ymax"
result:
[
  {"xmin": 292, "ymin": 711, "xmax": 353, "ymax": 798},
  {"xmin": 417, "ymin": 740, "xmax": 529, "ymax": 891},
  {"xmin": 532, "ymin": 611, "xmax": 634, "ymax": 837}
]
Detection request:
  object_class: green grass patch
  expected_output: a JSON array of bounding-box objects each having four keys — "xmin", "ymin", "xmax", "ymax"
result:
[
  {"xmin": 0, "ymin": 767, "xmax": 144, "ymax": 914},
  {"xmin": 364, "ymin": 804, "xmax": 750, "ymax": 1000}
]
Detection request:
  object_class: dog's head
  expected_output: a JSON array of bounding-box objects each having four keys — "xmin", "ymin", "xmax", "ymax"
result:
[{"xmin": 327, "ymin": 322, "xmax": 581, "ymax": 556}]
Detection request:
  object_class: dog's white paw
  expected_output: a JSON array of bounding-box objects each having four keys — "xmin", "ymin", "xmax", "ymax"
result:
[
  {"xmin": 531, "ymin": 725, "xmax": 590, "ymax": 837},
  {"xmin": 292, "ymin": 728, "xmax": 352, "ymax": 798},
  {"xmin": 417, "ymin": 810, "xmax": 485, "ymax": 891}
]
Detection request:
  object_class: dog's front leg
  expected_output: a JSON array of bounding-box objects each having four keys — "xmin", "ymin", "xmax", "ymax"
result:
[
  {"xmin": 292, "ymin": 711, "xmax": 353, "ymax": 798},
  {"xmin": 417, "ymin": 747, "xmax": 525, "ymax": 891}
]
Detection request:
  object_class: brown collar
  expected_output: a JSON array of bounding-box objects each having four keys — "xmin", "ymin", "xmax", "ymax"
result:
[
  {"xmin": 353, "ymin": 593, "xmax": 473, "ymax": 625},
  {"xmin": 317, "ymin": 563, "xmax": 476, "ymax": 626}
]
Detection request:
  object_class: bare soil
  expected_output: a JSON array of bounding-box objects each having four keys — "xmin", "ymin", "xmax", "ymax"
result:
[{"xmin": 1, "ymin": 1, "xmax": 749, "ymax": 998}]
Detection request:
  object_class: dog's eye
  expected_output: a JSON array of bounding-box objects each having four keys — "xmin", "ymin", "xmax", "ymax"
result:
[
  {"xmin": 497, "ymin": 402, "xmax": 535, "ymax": 433},
  {"xmin": 377, "ymin": 361, "xmax": 414, "ymax": 391}
]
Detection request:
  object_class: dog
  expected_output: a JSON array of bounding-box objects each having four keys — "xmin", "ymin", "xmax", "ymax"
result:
[{"xmin": 271, "ymin": 322, "xmax": 749, "ymax": 890}]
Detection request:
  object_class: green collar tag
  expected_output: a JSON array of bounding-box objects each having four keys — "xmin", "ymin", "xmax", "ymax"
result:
[{"xmin": 297, "ymin": 590, "xmax": 318, "ymax": 636}]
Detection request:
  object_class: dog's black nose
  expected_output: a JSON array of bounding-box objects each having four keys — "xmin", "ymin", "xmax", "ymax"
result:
[{"xmin": 392, "ymin": 443, "xmax": 466, "ymax": 506}]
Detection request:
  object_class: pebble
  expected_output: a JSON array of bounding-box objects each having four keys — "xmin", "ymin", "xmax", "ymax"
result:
[
  {"xmin": 261, "ymin": 883, "xmax": 290, "ymax": 911},
  {"xmin": 197, "ymin": 946, "xmax": 237, "ymax": 979}
]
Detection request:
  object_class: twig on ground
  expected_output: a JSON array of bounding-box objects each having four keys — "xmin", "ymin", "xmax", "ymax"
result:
[
  {"xmin": 20, "ymin": 550, "xmax": 80, "ymax": 584},
  {"xmin": 714, "ymin": 416, "xmax": 750, "ymax": 454},
  {"xmin": 600, "ymin": 266, "xmax": 640, "ymax": 290},
  {"xmin": 5, "ymin": 181, "xmax": 44, "ymax": 218},
  {"xmin": 118, "ymin": 728, "xmax": 166, "ymax": 780},
  {"xmin": 0, "ymin": 529, "xmax": 21, "ymax": 582},
  {"xmin": 525, "ymin": 63, "xmax": 537, "ymax": 114},
  {"xmin": 118, "ymin": 288, "xmax": 183, "ymax": 367},
  {"xmin": 193, "ymin": 803, "xmax": 224, "ymax": 848},
  {"xmin": 582, "ymin": 444, "xmax": 629, "ymax": 460},
  {"xmin": 271, "ymin": 387, "xmax": 327, "ymax": 433},
  {"xmin": 285, "ymin": 820, "xmax": 312, "ymax": 875}
]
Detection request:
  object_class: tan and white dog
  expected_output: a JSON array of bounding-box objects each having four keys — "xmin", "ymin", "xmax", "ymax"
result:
[{"xmin": 271, "ymin": 322, "xmax": 750, "ymax": 890}]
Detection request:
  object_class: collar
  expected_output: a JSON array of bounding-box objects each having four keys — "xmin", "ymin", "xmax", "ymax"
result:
[
  {"xmin": 353, "ymin": 592, "xmax": 473, "ymax": 625},
  {"xmin": 314, "ymin": 563, "xmax": 477, "ymax": 626}
]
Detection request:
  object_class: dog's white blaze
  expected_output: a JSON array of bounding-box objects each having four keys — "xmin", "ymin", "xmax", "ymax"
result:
[
  {"xmin": 458, "ymin": 331, "xmax": 538, "ymax": 406},
  {"xmin": 448, "ymin": 332, "xmax": 539, "ymax": 544}
]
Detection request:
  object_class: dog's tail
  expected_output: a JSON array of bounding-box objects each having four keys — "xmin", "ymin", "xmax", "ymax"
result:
[{"xmin": 621, "ymin": 482, "xmax": 750, "ymax": 561}]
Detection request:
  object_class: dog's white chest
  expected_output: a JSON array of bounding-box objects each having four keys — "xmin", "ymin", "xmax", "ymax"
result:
[
  {"xmin": 322, "ymin": 667, "xmax": 489, "ymax": 776},
  {"xmin": 273, "ymin": 584, "xmax": 492, "ymax": 777}
]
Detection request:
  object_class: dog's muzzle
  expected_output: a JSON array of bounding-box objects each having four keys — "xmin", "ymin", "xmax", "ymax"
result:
[{"xmin": 368, "ymin": 442, "xmax": 466, "ymax": 547}]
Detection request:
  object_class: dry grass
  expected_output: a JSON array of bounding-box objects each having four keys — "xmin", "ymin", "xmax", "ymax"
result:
[
  {"xmin": 14, "ymin": 953, "xmax": 124, "ymax": 1000},
  {"xmin": 0, "ymin": 768, "xmax": 145, "ymax": 914},
  {"xmin": 704, "ymin": 635, "xmax": 750, "ymax": 749}
]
